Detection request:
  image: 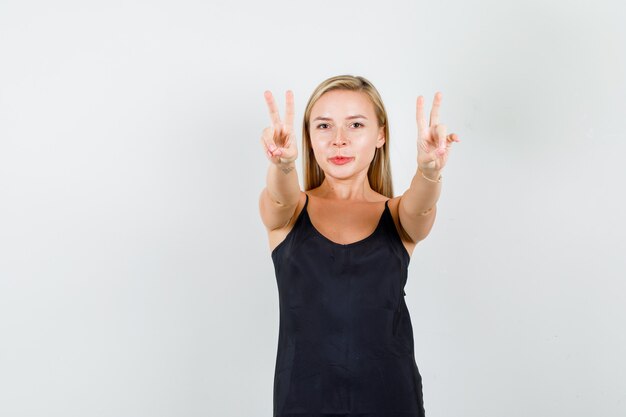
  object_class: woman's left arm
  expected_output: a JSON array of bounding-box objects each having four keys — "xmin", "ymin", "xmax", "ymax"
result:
[{"xmin": 398, "ymin": 92, "xmax": 460, "ymax": 243}]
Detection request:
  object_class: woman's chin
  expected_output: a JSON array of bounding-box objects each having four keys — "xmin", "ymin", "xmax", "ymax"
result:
[{"xmin": 321, "ymin": 164, "xmax": 369, "ymax": 179}]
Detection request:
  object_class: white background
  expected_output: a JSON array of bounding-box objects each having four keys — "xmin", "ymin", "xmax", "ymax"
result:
[{"xmin": 1, "ymin": 0, "xmax": 625, "ymax": 416}]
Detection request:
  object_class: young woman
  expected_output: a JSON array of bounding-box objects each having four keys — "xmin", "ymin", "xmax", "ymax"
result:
[{"xmin": 259, "ymin": 75, "xmax": 459, "ymax": 417}]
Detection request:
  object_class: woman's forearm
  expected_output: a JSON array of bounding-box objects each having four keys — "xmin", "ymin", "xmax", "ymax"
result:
[
  {"xmin": 265, "ymin": 160, "xmax": 300, "ymax": 206},
  {"xmin": 401, "ymin": 169, "xmax": 443, "ymax": 215}
]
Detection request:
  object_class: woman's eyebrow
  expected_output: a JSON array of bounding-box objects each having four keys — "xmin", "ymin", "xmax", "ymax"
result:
[
  {"xmin": 312, "ymin": 116, "xmax": 333, "ymax": 121},
  {"xmin": 312, "ymin": 114, "xmax": 368, "ymax": 121}
]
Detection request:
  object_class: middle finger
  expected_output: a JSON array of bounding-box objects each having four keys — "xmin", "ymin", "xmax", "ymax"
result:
[
  {"xmin": 284, "ymin": 90, "xmax": 294, "ymax": 131},
  {"xmin": 264, "ymin": 90, "xmax": 282, "ymax": 128},
  {"xmin": 429, "ymin": 91, "xmax": 442, "ymax": 127}
]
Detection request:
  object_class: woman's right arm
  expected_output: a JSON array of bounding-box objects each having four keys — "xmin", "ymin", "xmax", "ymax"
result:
[{"xmin": 258, "ymin": 90, "xmax": 301, "ymax": 231}]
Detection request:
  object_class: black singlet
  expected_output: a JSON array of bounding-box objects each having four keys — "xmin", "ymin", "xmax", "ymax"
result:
[{"xmin": 271, "ymin": 193, "xmax": 426, "ymax": 417}]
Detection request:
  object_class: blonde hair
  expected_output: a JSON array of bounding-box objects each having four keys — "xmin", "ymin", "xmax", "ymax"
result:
[{"xmin": 302, "ymin": 75, "xmax": 394, "ymax": 197}]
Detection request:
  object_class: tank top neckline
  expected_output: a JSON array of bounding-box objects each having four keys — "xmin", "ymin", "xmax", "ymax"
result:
[{"xmin": 303, "ymin": 192, "xmax": 390, "ymax": 249}]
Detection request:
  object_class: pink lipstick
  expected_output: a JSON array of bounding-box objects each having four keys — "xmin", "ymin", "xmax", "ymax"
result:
[{"xmin": 329, "ymin": 157, "xmax": 354, "ymax": 165}]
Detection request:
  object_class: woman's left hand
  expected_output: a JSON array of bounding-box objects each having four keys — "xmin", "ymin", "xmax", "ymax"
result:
[{"xmin": 416, "ymin": 92, "xmax": 460, "ymax": 175}]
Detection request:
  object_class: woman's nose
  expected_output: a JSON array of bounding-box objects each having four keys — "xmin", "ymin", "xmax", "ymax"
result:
[{"xmin": 333, "ymin": 127, "xmax": 347, "ymax": 146}]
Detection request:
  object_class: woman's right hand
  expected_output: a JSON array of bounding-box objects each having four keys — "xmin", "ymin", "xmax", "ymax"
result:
[{"xmin": 261, "ymin": 90, "xmax": 298, "ymax": 165}]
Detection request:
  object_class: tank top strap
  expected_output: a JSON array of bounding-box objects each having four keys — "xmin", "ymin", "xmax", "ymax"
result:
[
  {"xmin": 381, "ymin": 197, "xmax": 411, "ymax": 265},
  {"xmin": 296, "ymin": 192, "xmax": 310, "ymax": 231},
  {"xmin": 270, "ymin": 192, "xmax": 310, "ymax": 260},
  {"xmin": 381, "ymin": 198, "xmax": 395, "ymax": 237},
  {"xmin": 301, "ymin": 192, "xmax": 311, "ymax": 225},
  {"xmin": 383, "ymin": 198, "xmax": 391, "ymax": 223}
]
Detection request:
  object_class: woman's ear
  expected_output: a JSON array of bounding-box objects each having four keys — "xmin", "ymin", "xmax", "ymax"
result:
[{"xmin": 377, "ymin": 126, "xmax": 385, "ymax": 146}]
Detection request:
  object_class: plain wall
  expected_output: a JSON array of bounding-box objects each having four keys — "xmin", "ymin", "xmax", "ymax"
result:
[{"xmin": 1, "ymin": 0, "xmax": 624, "ymax": 416}]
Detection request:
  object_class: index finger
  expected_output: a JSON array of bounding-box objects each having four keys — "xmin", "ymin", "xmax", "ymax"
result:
[
  {"xmin": 264, "ymin": 90, "xmax": 282, "ymax": 127},
  {"xmin": 284, "ymin": 90, "xmax": 294, "ymax": 130},
  {"xmin": 416, "ymin": 95, "xmax": 427, "ymax": 134}
]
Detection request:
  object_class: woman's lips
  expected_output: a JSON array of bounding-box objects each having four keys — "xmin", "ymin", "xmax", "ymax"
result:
[{"xmin": 329, "ymin": 157, "xmax": 354, "ymax": 165}]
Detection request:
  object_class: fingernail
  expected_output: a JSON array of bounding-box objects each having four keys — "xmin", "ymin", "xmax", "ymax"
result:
[{"xmin": 269, "ymin": 144, "xmax": 277, "ymax": 151}]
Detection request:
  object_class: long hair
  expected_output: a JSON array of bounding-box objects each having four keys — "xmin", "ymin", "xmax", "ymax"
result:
[{"xmin": 301, "ymin": 75, "xmax": 394, "ymax": 197}]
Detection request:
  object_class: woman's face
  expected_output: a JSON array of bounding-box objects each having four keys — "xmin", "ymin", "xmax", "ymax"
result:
[{"xmin": 309, "ymin": 90, "xmax": 385, "ymax": 179}]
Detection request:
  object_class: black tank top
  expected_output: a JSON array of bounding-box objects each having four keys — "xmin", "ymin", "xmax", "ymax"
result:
[{"xmin": 271, "ymin": 193, "xmax": 426, "ymax": 417}]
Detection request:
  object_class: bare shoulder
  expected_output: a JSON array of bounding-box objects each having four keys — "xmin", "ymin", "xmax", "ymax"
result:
[
  {"xmin": 386, "ymin": 196, "xmax": 418, "ymax": 258},
  {"xmin": 266, "ymin": 191, "xmax": 308, "ymax": 253}
]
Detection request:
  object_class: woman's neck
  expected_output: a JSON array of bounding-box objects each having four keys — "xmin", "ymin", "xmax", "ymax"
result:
[{"xmin": 313, "ymin": 177, "xmax": 375, "ymax": 202}]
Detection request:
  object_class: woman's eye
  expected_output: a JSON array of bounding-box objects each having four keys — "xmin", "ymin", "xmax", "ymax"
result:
[
  {"xmin": 317, "ymin": 123, "xmax": 330, "ymax": 129},
  {"xmin": 351, "ymin": 122, "xmax": 363, "ymax": 128}
]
